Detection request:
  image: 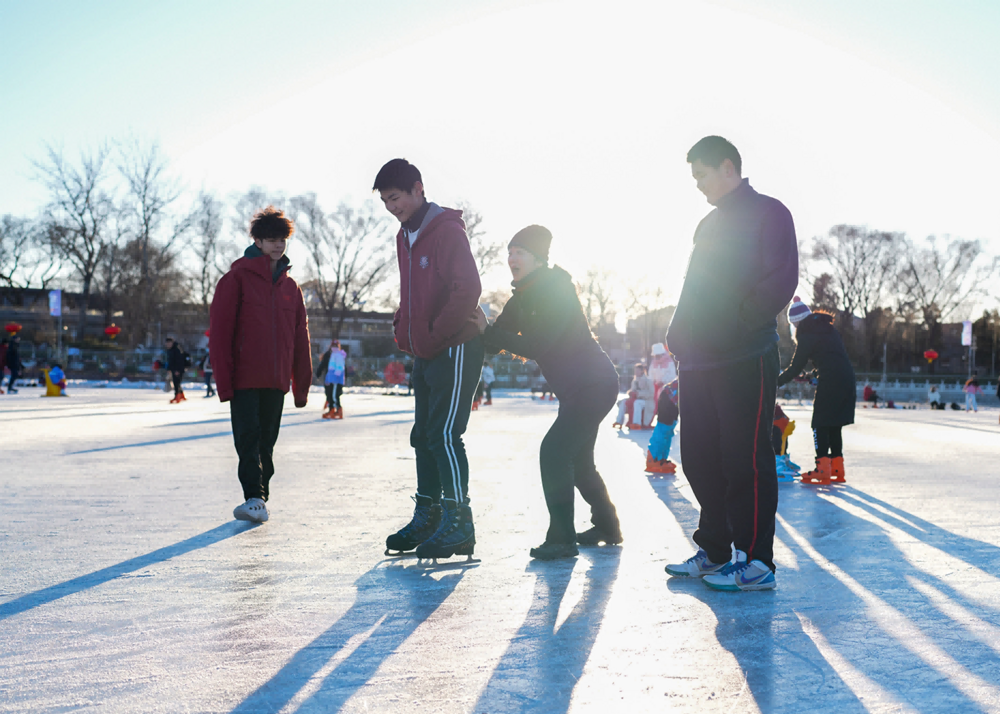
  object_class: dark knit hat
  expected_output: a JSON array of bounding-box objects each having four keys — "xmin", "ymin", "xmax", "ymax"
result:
[
  {"xmin": 787, "ymin": 296, "xmax": 812, "ymax": 324},
  {"xmin": 508, "ymin": 225, "xmax": 551, "ymax": 263}
]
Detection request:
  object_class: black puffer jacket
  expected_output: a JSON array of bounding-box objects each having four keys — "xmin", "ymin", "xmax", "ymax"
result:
[
  {"xmin": 483, "ymin": 266, "xmax": 618, "ymax": 399},
  {"xmin": 777, "ymin": 313, "xmax": 856, "ymax": 428}
]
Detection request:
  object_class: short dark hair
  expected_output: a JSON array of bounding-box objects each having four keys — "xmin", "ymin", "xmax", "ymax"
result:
[
  {"xmin": 687, "ymin": 136, "xmax": 742, "ymax": 175},
  {"xmin": 250, "ymin": 206, "xmax": 294, "ymax": 241},
  {"xmin": 372, "ymin": 158, "xmax": 422, "ymax": 194}
]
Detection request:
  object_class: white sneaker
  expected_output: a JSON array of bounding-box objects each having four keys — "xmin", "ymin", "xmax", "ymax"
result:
[
  {"xmin": 665, "ymin": 548, "xmax": 730, "ymax": 577},
  {"xmin": 703, "ymin": 550, "xmax": 775, "ymax": 591},
  {"xmin": 233, "ymin": 498, "xmax": 269, "ymax": 523}
]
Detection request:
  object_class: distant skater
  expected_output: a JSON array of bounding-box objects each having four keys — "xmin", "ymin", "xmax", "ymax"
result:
[
  {"xmin": 479, "ymin": 225, "xmax": 623, "ymax": 560},
  {"xmin": 777, "ymin": 298, "xmax": 856, "ymax": 484},
  {"xmin": 164, "ymin": 337, "xmax": 190, "ymax": 404},
  {"xmin": 964, "ymin": 377, "xmax": 982, "ymax": 412},
  {"xmin": 375, "ymin": 159, "xmax": 485, "ymax": 559},
  {"xmin": 201, "ymin": 349, "xmax": 215, "ymax": 398},
  {"xmin": 315, "ymin": 340, "xmax": 346, "ymax": 419},
  {"xmin": 210, "ymin": 206, "xmax": 312, "ymax": 524},
  {"xmin": 664, "ymin": 136, "xmax": 798, "ymax": 591},
  {"xmin": 3, "ymin": 333, "xmax": 22, "ymax": 393}
]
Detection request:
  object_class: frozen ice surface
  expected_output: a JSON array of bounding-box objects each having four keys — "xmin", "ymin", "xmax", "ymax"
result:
[{"xmin": 2, "ymin": 388, "xmax": 1000, "ymax": 713}]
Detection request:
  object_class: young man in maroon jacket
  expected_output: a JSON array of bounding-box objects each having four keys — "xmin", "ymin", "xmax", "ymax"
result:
[
  {"xmin": 210, "ymin": 206, "xmax": 312, "ymax": 524},
  {"xmin": 374, "ymin": 158, "xmax": 485, "ymax": 559}
]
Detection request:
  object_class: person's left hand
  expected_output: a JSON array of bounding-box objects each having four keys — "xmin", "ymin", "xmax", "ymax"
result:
[{"xmin": 295, "ymin": 398, "xmax": 307, "ymax": 408}]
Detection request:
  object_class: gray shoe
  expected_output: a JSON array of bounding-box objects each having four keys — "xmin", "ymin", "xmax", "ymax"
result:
[{"xmin": 233, "ymin": 498, "xmax": 269, "ymax": 523}]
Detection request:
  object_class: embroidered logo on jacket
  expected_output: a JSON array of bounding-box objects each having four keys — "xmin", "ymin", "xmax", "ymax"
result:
[{"xmin": 419, "ymin": 256, "xmax": 430, "ymax": 269}]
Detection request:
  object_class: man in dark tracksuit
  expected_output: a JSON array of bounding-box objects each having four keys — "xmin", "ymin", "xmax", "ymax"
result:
[
  {"xmin": 374, "ymin": 159, "xmax": 485, "ymax": 559},
  {"xmin": 665, "ymin": 136, "xmax": 798, "ymax": 592}
]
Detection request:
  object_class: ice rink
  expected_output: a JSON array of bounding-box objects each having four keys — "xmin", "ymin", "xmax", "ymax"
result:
[{"xmin": 2, "ymin": 386, "xmax": 999, "ymax": 713}]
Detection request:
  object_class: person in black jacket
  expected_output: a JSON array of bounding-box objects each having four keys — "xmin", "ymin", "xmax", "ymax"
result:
[
  {"xmin": 3, "ymin": 334, "xmax": 22, "ymax": 394},
  {"xmin": 778, "ymin": 299, "xmax": 856, "ymax": 484},
  {"xmin": 664, "ymin": 136, "xmax": 798, "ymax": 592},
  {"xmin": 164, "ymin": 337, "xmax": 189, "ymax": 404},
  {"xmin": 476, "ymin": 225, "xmax": 622, "ymax": 560}
]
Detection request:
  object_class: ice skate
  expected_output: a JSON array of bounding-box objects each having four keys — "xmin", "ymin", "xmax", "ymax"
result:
[
  {"xmin": 829, "ymin": 456, "xmax": 846, "ymax": 483},
  {"xmin": 332, "ymin": 406, "xmax": 343, "ymax": 419},
  {"xmin": 415, "ymin": 498, "xmax": 475, "ymax": 559},
  {"xmin": 233, "ymin": 497, "xmax": 269, "ymax": 523},
  {"xmin": 801, "ymin": 456, "xmax": 832, "ymax": 485},
  {"xmin": 529, "ymin": 541, "xmax": 578, "ymax": 560},
  {"xmin": 385, "ymin": 495, "xmax": 442, "ymax": 555},
  {"xmin": 576, "ymin": 525, "xmax": 623, "ymax": 546},
  {"xmin": 471, "ymin": 400, "xmax": 479, "ymax": 411},
  {"xmin": 775, "ymin": 455, "xmax": 798, "ymax": 483}
]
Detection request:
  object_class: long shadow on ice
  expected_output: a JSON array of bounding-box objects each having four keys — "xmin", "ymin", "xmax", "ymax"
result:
[
  {"xmin": 230, "ymin": 561, "xmax": 467, "ymax": 714},
  {"xmin": 651, "ymin": 474, "xmax": 1000, "ymax": 713},
  {"xmin": 472, "ymin": 549, "xmax": 621, "ymax": 714},
  {"xmin": 652, "ymin": 477, "xmax": 868, "ymax": 713},
  {"xmin": 0, "ymin": 521, "xmax": 255, "ymax": 621}
]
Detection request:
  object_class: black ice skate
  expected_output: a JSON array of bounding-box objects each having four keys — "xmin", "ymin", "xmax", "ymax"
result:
[
  {"xmin": 385, "ymin": 495, "xmax": 442, "ymax": 556},
  {"xmin": 415, "ymin": 498, "xmax": 475, "ymax": 559}
]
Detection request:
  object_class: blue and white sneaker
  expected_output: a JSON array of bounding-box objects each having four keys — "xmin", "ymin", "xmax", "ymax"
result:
[
  {"xmin": 703, "ymin": 550, "xmax": 775, "ymax": 591},
  {"xmin": 665, "ymin": 549, "xmax": 730, "ymax": 577}
]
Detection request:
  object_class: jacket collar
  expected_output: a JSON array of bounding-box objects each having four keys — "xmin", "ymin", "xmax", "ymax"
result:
[
  {"xmin": 243, "ymin": 244, "xmax": 291, "ymax": 283},
  {"xmin": 715, "ymin": 177, "xmax": 754, "ymax": 211}
]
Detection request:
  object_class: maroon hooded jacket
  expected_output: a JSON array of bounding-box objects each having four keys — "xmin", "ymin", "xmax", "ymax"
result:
[
  {"xmin": 209, "ymin": 250, "xmax": 312, "ymax": 405},
  {"xmin": 393, "ymin": 205, "xmax": 482, "ymax": 359}
]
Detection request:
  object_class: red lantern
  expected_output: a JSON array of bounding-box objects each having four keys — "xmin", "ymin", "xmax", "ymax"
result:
[
  {"xmin": 923, "ymin": 349, "xmax": 939, "ymax": 364},
  {"xmin": 4, "ymin": 323, "xmax": 22, "ymax": 335},
  {"xmin": 104, "ymin": 324, "xmax": 122, "ymax": 339}
]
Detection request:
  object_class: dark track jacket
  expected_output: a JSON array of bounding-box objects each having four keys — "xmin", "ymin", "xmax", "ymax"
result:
[
  {"xmin": 483, "ymin": 266, "xmax": 618, "ymax": 399},
  {"xmin": 209, "ymin": 246, "xmax": 312, "ymax": 405},
  {"xmin": 667, "ymin": 179, "xmax": 798, "ymax": 371},
  {"xmin": 393, "ymin": 203, "xmax": 482, "ymax": 359}
]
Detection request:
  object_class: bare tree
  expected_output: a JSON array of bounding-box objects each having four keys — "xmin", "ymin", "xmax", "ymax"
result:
[
  {"xmin": 289, "ymin": 195, "xmax": 394, "ymax": 338},
  {"xmin": 456, "ymin": 201, "xmax": 504, "ymax": 276},
  {"xmin": 810, "ymin": 225, "xmax": 903, "ymax": 319},
  {"xmin": 34, "ymin": 144, "xmax": 116, "ymax": 331},
  {"xmin": 898, "ymin": 235, "xmax": 998, "ymax": 345},
  {"xmin": 188, "ymin": 190, "xmax": 226, "ymax": 314},
  {"xmin": 0, "ymin": 215, "xmax": 59, "ymax": 289},
  {"xmin": 575, "ymin": 268, "xmax": 618, "ymax": 330},
  {"xmin": 623, "ymin": 281, "xmax": 672, "ymax": 357}
]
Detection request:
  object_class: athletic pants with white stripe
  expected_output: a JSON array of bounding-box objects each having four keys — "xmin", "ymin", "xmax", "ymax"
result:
[
  {"xmin": 411, "ymin": 336, "xmax": 485, "ymax": 503},
  {"xmin": 678, "ymin": 344, "xmax": 779, "ymax": 572}
]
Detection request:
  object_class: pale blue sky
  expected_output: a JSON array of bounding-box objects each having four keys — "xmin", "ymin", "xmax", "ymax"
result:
[{"xmin": 2, "ymin": 0, "xmax": 998, "ymax": 301}]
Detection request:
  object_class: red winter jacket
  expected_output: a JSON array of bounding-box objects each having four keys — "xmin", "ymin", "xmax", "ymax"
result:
[
  {"xmin": 209, "ymin": 251, "xmax": 312, "ymax": 405},
  {"xmin": 393, "ymin": 205, "xmax": 482, "ymax": 359}
]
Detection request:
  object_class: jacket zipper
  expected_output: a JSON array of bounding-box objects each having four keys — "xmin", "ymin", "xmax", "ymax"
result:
[
  {"xmin": 407, "ymin": 233, "xmax": 413, "ymax": 353},
  {"xmin": 272, "ymin": 275, "xmax": 279, "ymax": 385}
]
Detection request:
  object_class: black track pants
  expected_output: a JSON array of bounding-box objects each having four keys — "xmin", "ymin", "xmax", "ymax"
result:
[
  {"xmin": 678, "ymin": 345, "xmax": 780, "ymax": 571},
  {"xmin": 813, "ymin": 426, "xmax": 843, "ymax": 458},
  {"xmin": 230, "ymin": 388, "xmax": 285, "ymax": 502},
  {"xmin": 411, "ymin": 337, "xmax": 484, "ymax": 502},
  {"xmin": 539, "ymin": 380, "xmax": 621, "ymax": 544},
  {"xmin": 171, "ymin": 371, "xmax": 184, "ymax": 397}
]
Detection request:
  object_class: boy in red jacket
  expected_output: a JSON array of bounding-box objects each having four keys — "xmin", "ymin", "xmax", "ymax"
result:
[
  {"xmin": 209, "ymin": 206, "xmax": 312, "ymax": 524},
  {"xmin": 374, "ymin": 159, "xmax": 485, "ymax": 559}
]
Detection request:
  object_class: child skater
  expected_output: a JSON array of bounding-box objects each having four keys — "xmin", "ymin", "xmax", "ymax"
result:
[
  {"xmin": 964, "ymin": 376, "xmax": 982, "ymax": 412},
  {"xmin": 646, "ymin": 379, "xmax": 679, "ymax": 474},
  {"xmin": 477, "ymin": 225, "xmax": 623, "ymax": 560},
  {"xmin": 777, "ymin": 298, "xmax": 855, "ymax": 484},
  {"xmin": 315, "ymin": 340, "xmax": 347, "ymax": 419}
]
